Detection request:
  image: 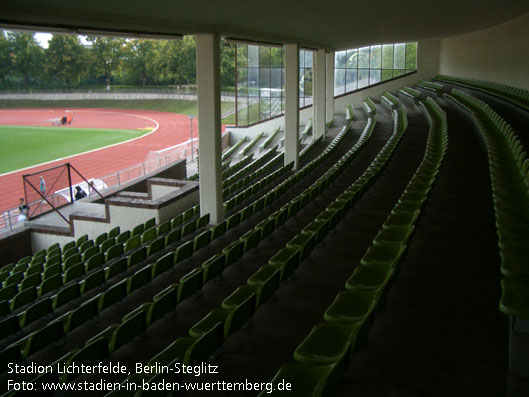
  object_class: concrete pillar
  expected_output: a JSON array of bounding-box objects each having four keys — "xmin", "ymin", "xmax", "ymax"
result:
[
  {"xmin": 326, "ymin": 51, "xmax": 335, "ymax": 124},
  {"xmin": 196, "ymin": 34, "xmax": 223, "ymax": 224},
  {"xmin": 284, "ymin": 43, "xmax": 300, "ymax": 170},
  {"xmin": 313, "ymin": 49, "xmax": 326, "ymax": 140}
]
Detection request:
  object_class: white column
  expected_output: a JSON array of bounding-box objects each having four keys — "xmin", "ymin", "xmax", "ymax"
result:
[
  {"xmin": 313, "ymin": 49, "xmax": 326, "ymax": 140},
  {"xmin": 284, "ymin": 43, "xmax": 300, "ymax": 170},
  {"xmin": 326, "ymin": 51, "xmax": 335, "ymax": 124},
  {"xmin": 196, "ymin": 34, "xmax": 223, "ymax": 224}
]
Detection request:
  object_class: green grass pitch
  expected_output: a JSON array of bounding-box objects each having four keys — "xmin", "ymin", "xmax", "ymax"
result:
[{"xmin": 0, "ymin": 125, "xmax": 149, "ymax": 174}]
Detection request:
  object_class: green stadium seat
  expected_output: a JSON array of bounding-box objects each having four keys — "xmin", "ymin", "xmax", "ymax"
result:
[
  {"xmin": 0, "ymin": 283, "xmax": 18, "ymax": 302},
  {"xmin": 141, "ymin": 227, "xmax": 157, "ymax": 244},
  {"xmin": 175, "ymin": 240, "xmax": 194, "ymax": 264},
  {"xmin": 171, "ymin": 213, "xmax": 184, "ymax": 228},
  {"xmin": 105, "ymin": 243, "xmax": 124, "ymax": 262},
  {"xmin": 183, "ymin": 208, "xmax": 194, "ymax": 222},
  {"xmin": 147, "ymin": 286, "xmax": 177, "ymax": 325},
  {"xmin": 193, "ymin": 230, "xmax": 212, "ymax": 251},
  {"xmin": 202, "ymin": 253, "xmax": 226, "ymax": 283},
  {"xmin": 124, "ymin": 235, "xmax": 141, "ymax": 252},
  {"xmin": 223, "ymin": 240, "xmax": 245, "ymax": 266},
  {"xmin": 38, "ymin": 273, "xmax": 63, "ymax": 297},
  {"xmin": 80, "ymin": 269, "xmax": 105, "ymax": 294},
  {"xmin": 45, "ymin": 253, "xmax": 62, "ymax": 268},
  {"xmin": 76, "ymin": 234, "xmax": 89, "ymax": 247},
  {"xmin": 22, "ymin": 319, "xmax": 64, "ymax": 358},
  {"xmin": 0, "ymin": 345, "xmax": 22, "ymax": 370},
  {"xmin": 0, "ymin": 300, "xmax": 9, "ymax": 317},
  {"xmin": 108, "ymin": 226, "xmax": 120, "ymax": 238},
  {"xmin": 241, "ymin": 205, "xmax": 254, "ymax": 222},
  {"xmin": 149, "ymin": 322, "xmax": 223, "ymax": 367},
  {"xmin": 127, "ymin": 265, "xmax": 153, "ymax": 293},
  {"xmin": 10, "ymin": 287, "xmax": 37, "ymax": 310},
  {"xmin": 165, "ymin": 227, "xmax": 182, "ymax": 246},
  {"xmin": 324, "ymin": 288, "xmax": 381, "ymax": 324},
  {"xmin": 43, "ymin": 263, "xmax": 61, "ymax": 280},
  {"xmin": 144, "ymin": 217, "xmax": 156, "ymax": 229},
  {"xmin": 147, "ymin": 237, "xmax": 165, "ymax": 256},
  {"xmin": 62, "ymin": 241, "xmax": 76, "ymax": 253},
  {"xmin": 257, "ymin": 217, "xmax": 276, "ymax": 239},
  {"xmin": 346, "ymin": 264, "xmax": 394, "ymax": 291},
  {"xmin": 132, "ymin": 223, "xmax": 144, "ymax": 237},
  {"xmin": 182, "ymin": 220, "xmax": 196, "ymax": 237},
  {"xmin": 286, "ymin": 232, "xmax": 315, "ymax": 261},
  {"xmin": 211, "ymin": 220, "xmax": 227, "ymax": 240},
  {"xmin": 20, "ymin": 297, "xmax": 52, "ymax": 327},
  {"xmin": 63, "ymin": 253, "xmax": 82, "ymax": 270},
  {"xmin": 100, "ymin": 238, "xmax": 116, "ymax": 253},
  {"xmin": 53, "ymin": 283, "xmax": 81, "ymax": 309},
  {"xmin": 294, "ymin": 322, "xmax": 362, "ymax": 365},
  {"xmin": 0, "ymin": 315, "xmax": 20, "ymax": 340},
  {"xmin": 108, "ymin": 311, "xmax": 146, "ymax": 353},
  {"xmin": 79, "ymin": 239, "xmax": 94, "ymax": 254},
  {"xmin": 227, "ymin": 212, "xmax": 241, "ymax": 230},
  {"xmin": 105, "ymin": 257, "xmax": 128, "ymax": 279},
  {"xmin": 152, "ymin": 252, "xmax": 174, "ymax": 277},
  {"xmin": 196, "ymin": 213, "xmax": 210, "ymax": 229},
  {"xmin": 95, "ymin": 232, "xmax": 108, "ymax": 245},
  {"xmin": 499, "ymin": 277, "xmax": 529, "ymax": 318},
  {"xmin": 63, "ymin": 262, "xmax": 85, "ymax": 283},
  {"xmin": 177, "ymin": 268, "xmax": 203, "ymax": 303},
  {"xmin": 157, "ymin": 219, "xmax": 171, "ymax": 235},
  {"xmin": 127, "ymin": 247, "xmax": 147, "ymax": 268},
  {"xmin": 20, "ymin": 273, "xmax": 41, "ymax": 291},
  {"xmin": 82, "ymin": 245, "xmax": 100, "ymax": 263},
  {"xmin": 360, "ymin": 243, "xmax": 407, "ymax": 267},
  {"xmin": 99, "ymin": 280, "xmax": 127, "ymax": 312},
  {"xmin": 116, "ymin": 230, "xmax": 131, "ymax": 244},
  {"xmin": 85, "ymin": 251, "xmax": 105, "ymax": 272},
  {"xmin": 63, "ymin": 295, "xmax": 100, "ymax": 333},
  {"xmin": 247, "ymin": 265, "xmax": 281, "ymax": 307},
  {"xmin": 189, "ymin": 292, "xmax": 255, "ymax": 340},
  {"xmin": 241, "ymin": 228, "xmax": 261, "ymax": 253},
  {"xmin": 61, "ymin": 337, "xmax": 109, "ymax": 382},
  {"xmin": 63, "ymin": 246, "xmax": 79, "ymax": 261},
  {"xmin": 47, "ymin": 243, "xmax": 60, "ymax": 254},
  {"xmin": 268, "ymin": 246, "xmax": 301, "ymax": 281},
  {"xmin": 5, "ymin": 271, "xmax": 24, "ymax": 287}
]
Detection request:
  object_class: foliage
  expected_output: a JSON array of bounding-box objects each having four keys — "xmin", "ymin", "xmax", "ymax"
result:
[
  {"xmin": 46, "ymin": 35, "xmax": 87, "ymax": 85},
  {"xmin": 6, "ymin": 32, "xmax": 44, "ymax": 88}
]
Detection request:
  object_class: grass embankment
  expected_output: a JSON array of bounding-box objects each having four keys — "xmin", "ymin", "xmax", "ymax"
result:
[
  {"xmin": 0, "ymin": 99, "xmax": 236, "ymax": 123},
  {"xmin": 0, "ymin": 125, "xmax": 148, "ymax": 174}
]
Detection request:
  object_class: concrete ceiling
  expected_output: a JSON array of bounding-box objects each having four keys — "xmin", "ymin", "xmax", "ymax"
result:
[{"xmin": 1, "ymin": 0, "xmax": 528, "ymax": 50}]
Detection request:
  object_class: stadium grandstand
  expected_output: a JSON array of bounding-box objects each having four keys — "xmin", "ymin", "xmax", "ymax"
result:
[{"xmin": 0, "ymin": 0, "xmax": 528, "ymax": 396}]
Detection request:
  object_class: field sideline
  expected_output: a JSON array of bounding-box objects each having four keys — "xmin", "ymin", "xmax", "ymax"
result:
[{"xmin": 0, "ymin": 125, "xmax": 149, "ymax": 174}]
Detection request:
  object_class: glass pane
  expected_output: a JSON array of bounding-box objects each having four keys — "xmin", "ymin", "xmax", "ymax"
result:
[
  {"xmin": 304, "ymin": 50, "xmax": 313, "ymax": 68},
  {"xmin": 394, "ymin": 43, "xmax": 405, "ymax": 69},
  {"xmin": 358, "ymin": 47, "xmax": 370, "ymax": 68},
  {"xmin": 237, "ymin": 67, "xmax": 248, "ymax": 96},
  {"xmin": 237, "ymin": 45, "xmax": 248, "ymax": 68},
  {"xmin": 335, "ymin": 50, "xmax": 347, "ymax": 68},
  {"xmin": 299, "ymin": 50, "xmax": 304, "ymax": 70},
  {"xmin": 271, "ymin": 47, "xmax": 283, "ymax": 67},
  {"xmin": 271, "ymin": 68, "xmax": 282, "ymax": 96},
  {"xmin": 237, "ymin": 97, "xmax": 248, "ymax": 126},
  {"xmin": 382, "ymin": 45, "xmax": 394, "ymax": 69},
  {"xmin": 358, "ymin": 69, "xmax": 369, "ymax": 89},
  {"xmin": 248, "ymin": 68, "xmax": 259, "ymax": 96},
  {"xmin": 249, "ymin": 100, "xmax": 260, "ymax": 124},
  {"xmin": 334, "ymin": 69, "xmax": 345, "ymax": 96},
  {"xmin": 382, "ymin": 69, "xmax": 394, "ymax": 81},
  {"xmin": 346, "ymin": 49, "xmax": 358, "ymax": 68},
  {"xmin": 259, "ymin": 46, "xmax": 271, "ymax": 67},
  {"xmin": 271, "ymin": 97, "xmax": 282, "ymax": 117},
  {"xmin": 248, "ymin": 45, "xmax": 259, "ymax": 68},
  {"xmin": 370, "ymin": 45, "xmax": 381, "ymax": 69},
  {"xmin": 260, "ymin": 97, "xmax": 271, "ymax": 121},
  {"xmin": 345, "ymin": 69, "xmax": 357, "ymax": 92},
  {"xmin": 405, "ymin": 42, "xmax": 417, "ymax": 70},
  {"xmin": 302, "ymin": 68, "xmax": 313, "ymax": 97},
  {"xmin": 369, "ymin": 69, "xmax": 381, "ymax": 85},
  {"xmin": 259, "ymin": 68, "xmax": 271, "ymax": 96}
]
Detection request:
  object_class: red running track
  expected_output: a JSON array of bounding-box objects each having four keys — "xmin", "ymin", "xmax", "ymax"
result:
[{"xmin": 0, "ymin": 108, "xmax": 207, "ymax": 212}]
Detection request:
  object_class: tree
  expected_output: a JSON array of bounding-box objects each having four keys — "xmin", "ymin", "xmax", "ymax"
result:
[
  {"xmin": 220, "ymin": 41, "xmax": 235, "ymax": 88},
  {"xmin": 88, "ymin": 37, "xmax": 125, "ymax": 90},
  {"xmin": 45, "ymin": 34, "xmax": 87, "ymax": 86},
  {"xmin": 0, "ymin": 32, "xmax": 13, "ymax": 87},
  {"xmin": 156, "ymin": 36, "xmax": 196, "ymax": 88},
  {"xmin": 122, "ymin": 39, "xmax": 159, "ymax": 86},
  {"xmin": 8, "ymin": 32, "xmax": 44, "ymax": 88}
]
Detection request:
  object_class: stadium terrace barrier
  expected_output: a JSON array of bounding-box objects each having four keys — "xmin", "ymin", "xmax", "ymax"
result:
[{"xmin": 1, "ymin": 139, "xmax": 198, "ymax": 232}]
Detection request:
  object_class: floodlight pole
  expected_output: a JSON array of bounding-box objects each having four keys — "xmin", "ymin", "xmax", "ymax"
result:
[{"xmin": 188, "ymin": 114, "xmax": 195, "ymax": 162}]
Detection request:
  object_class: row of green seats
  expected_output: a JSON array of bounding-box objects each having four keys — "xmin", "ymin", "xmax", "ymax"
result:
[
  {"xmin": 381, "ymin": 91, "xmax": 399, "ymax": 107},
  {"xmin": 240, "ymin": 131, "xmax": 265, "ymax": 156},
  {"xmin": 264, "ymin": 98, "xmax": 447, "ymax": 396},
  {"xmin": 447, "ymin": 89, "xmax": 529, "ymax": 320},
  {"xmin": 417, "ymin": 80, "xmax": 445, "ymax": 93},
  {"xmin": 221, "ymin": 135, "xmax": 248, "ymax": 161},
  {"xmin": 435, "ymin": 74, "xmax": 529, "ymax": 111},
  {"xmin": 398, "ymin": 86, "xmax": 422, "ymax": 100}
]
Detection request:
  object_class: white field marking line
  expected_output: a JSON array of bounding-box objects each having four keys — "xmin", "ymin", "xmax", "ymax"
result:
[{"xmin": 0, "ymin": 109, "xmax": 160, "ymax": 177}]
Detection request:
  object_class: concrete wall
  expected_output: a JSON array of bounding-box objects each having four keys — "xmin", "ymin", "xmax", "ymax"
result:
[{"xmin": 439, "ymin": 12, "xmax": 529, "ymax": 90}]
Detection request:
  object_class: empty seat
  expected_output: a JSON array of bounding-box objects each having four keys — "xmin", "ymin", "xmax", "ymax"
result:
[
  {"xmin": 10, "ymin": 287, "xmax": 37, "ymax": 310},
  {"xmin": 80, "ymin": 269, "xmax": 105, "ymax": 294},
  {"xmin": 127, "ymin": 266, "xmax": 153, "ymax": 293},
  {"xmin": 99, "ymin": 280, "xmax": 127, "ymax": 312},
  {"xmin": 22, "ymin": 319, "xmax": 64, "ymax": 358},
  {"xmin": 147, "ymin": 237, "xmax": 165, "ymax": 256},
  {"xmin": 127, "ymin": 247, "xmax": 147, "ymax": 268},
  {"xmin": 53, "ymin": 283, "xmax": 81, "ymax": 310},
  {"xmin": 152, "ymin": 252, "xmax": 174, "ymax": 277},
  {"xmin": 20, "ymin": 297, "xmax": 52, "ymax": 327},
  {"xmin": 202, "ymin": 254, "xmax": 226, "ymax": 283},
  {"xmin": 175, "ymin": 241, "xmax": 194, "ymax": 264},
  {"xmin": 105, "ymin": 257, "xmax": 128, "ymax": 279},
  {"xmin": 177, "ymin": 268, "xmax": 203, "ymax": 303},
  {"xmin": 63, "ymin": 296, "xmax": 100, "ymax": 333}
]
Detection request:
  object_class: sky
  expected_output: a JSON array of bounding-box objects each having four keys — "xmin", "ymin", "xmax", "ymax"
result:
[{"xmin": 34, "ymin": 32, "xmax": 91, "ymax": 48}]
